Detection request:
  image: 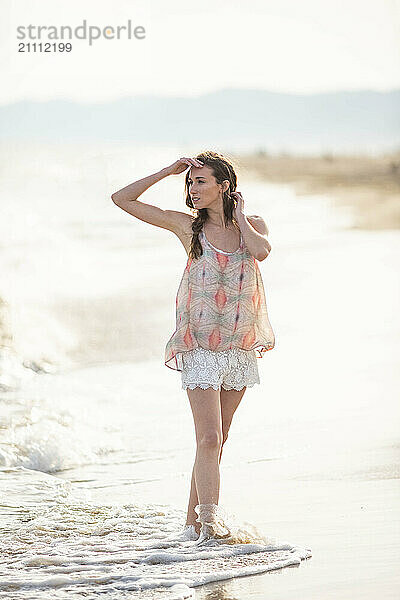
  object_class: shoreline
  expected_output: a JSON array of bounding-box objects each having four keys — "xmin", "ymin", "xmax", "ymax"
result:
[{"xmin": 233, "ymin": 151, "xmax": 400, "ymax": 230}]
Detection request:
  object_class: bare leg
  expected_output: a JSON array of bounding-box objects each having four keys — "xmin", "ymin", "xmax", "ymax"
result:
[
  {"xmin": 185, "ymin": 445, "xmax": 225, "ymax": 534},
  {"xmin": 185, "ymin": 386, "xmax": 246, "ymax": 533},
  {"xmin": 185, "ymin": 460, "xmax": 200, "ymax": 533},
  {"xmin": 189, "ymin": 386, "xmax": 222, "ymax": 505}
]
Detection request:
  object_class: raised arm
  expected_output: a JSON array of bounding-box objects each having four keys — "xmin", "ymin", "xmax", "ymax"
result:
[{"xmin": 111, "ymin": 157, "xmax": 203, "ymax": 234}]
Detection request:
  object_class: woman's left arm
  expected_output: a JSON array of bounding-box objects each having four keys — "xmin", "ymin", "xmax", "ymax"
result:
[{"xmin": 232, "ymin": 192, "xmax": 271, "ymax": 261}]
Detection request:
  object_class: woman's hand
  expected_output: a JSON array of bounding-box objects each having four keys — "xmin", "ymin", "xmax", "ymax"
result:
[
  {"xmin": 231, "ymin": 191, "xmax": 245, "ymax": 220},
  {"xmin": 165, "ymin": 157, "xmax": 204, "ymax": 176}
]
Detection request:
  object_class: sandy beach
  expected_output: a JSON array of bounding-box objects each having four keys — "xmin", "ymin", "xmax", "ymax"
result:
[{"xmin": 0, "ymin": 142, "xmax": 399, "ymax": 599}]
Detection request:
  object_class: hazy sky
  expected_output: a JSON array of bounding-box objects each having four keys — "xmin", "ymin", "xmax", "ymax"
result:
[{"xmin": 1, "ymin": 0, "xmax": 399, "ymax": 104}]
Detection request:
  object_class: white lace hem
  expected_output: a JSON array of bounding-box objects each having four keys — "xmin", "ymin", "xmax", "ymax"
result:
[{"xmin": 182, "ymin": 380, "xmax": 260, "ymax": 391}]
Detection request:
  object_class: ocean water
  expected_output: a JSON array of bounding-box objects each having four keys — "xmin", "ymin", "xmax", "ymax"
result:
[{"xmin": 0, "ymin": 141, "xmax": 399, "ymax": 598}]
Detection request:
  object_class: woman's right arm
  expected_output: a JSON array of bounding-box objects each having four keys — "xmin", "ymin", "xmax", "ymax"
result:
[{"xmin": 111, "ymin": 157, "xmax": 203, "ymax": 234}]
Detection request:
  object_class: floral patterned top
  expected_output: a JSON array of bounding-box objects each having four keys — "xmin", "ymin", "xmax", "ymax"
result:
[{"xmin": 165, "ymin": 227, "xmax": 275, "ymax": 371}]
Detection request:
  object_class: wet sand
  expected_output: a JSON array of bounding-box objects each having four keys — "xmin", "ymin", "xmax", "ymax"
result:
[{"xmin": 131, "ymin": 460, "xmax": 399, "ymax": 599}]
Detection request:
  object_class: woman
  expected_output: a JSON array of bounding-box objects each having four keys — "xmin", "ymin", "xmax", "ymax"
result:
[{"xmin": 111, "ymin": 150, "xmax": 275, "ymax": 545}]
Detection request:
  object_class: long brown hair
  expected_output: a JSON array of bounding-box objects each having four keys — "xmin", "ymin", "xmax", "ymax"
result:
[{"xmin": 185, "ymin": 150, "xmax": 239, "ymax": 259}]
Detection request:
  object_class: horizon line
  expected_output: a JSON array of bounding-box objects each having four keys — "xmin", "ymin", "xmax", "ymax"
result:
[{"xmin": 0, "ymin": 86, "xmax": 399, "ymax": 108}]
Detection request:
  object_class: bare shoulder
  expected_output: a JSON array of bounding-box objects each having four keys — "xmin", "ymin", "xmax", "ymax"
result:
[{"xmin": 247, "ymin": 214, "xmax": 269, "ymax": 236}]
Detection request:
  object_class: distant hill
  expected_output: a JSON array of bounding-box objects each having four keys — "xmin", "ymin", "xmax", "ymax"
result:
[{"xmin": 0, "ymin": 88, "xmax": 398, "ymax": 153}]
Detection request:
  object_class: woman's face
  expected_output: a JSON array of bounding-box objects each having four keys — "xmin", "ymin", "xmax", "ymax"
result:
[{"xmin": 188, "ymin": 165, "xmax": 227, "ymax": 210}]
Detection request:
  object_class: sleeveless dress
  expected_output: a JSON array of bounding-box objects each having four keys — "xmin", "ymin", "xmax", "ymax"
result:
[{"xmin": 165, "ymin": 226, "xmax": 275, "ymax": 371}]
